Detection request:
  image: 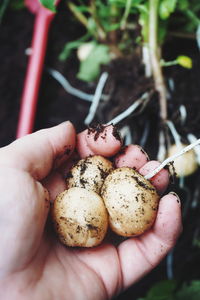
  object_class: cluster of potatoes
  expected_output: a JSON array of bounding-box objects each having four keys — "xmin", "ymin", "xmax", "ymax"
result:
[{"xmin": 52, "ymin": 155, "xmax": 160, "ymax": 247}]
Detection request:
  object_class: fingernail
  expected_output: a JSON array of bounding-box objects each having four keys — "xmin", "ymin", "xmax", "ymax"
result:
[
  {"xmin": 169, "ymin": 192, "xmax": 181, "ymax": 204},
  {"xmin": 137, "ymin": 145, "xmax": 150, "ymax": 161}
]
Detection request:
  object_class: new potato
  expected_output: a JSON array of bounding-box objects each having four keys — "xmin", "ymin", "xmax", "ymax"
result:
[
  {"xmin": 52, "ymin": 187, "xmax": 108, "ymax": 247},
  {"xmin": 168, "ymin": 143, "xmax": 198, "ymax": 177},
  {"xmin": 101, "ymin": 167, "xmax": 159, "ymax": 237},
  {"xmin": 66, "ymin": 155, "xmax": 113, "ymax": 193}
]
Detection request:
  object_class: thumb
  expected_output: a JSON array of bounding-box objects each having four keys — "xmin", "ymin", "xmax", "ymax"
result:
[{"xmin": 0, "ymin": 121, "xmax": 76, "ymax": 180}]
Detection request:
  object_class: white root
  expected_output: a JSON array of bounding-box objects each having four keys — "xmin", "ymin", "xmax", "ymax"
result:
[
  {"xmin": 157, "ymin": 130, "xmax": 167, "ymax": 162},
  {"xmin": 179, "ymin": 105, "xmax": 187, "ymax": 125},
  {"xmin": 47, "ymin": 68, "xmax": 108, "ymax": 102},
  {"xmin": 145, "ymin": 138, "xmax": 200, "ymax": 180},
  {"xmin": 166, "ymin": 120, "xmax": 181, "ymax": 146},
  {"xmin": 107, "ymin": 92, "xmax": 149, "ymax": 126},
  {"xmin": 84, "ymin": 72, "xmax": 109, "ymax": 125}
]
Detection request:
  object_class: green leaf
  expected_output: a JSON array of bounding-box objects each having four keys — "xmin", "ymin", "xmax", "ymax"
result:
[
  {"xmin": 142, "ymin": 280, "xmax": 176, "ymax": 300},
  {"xmin": 177, "ymin": 55, "xmax": 192, "ymax": 69},
  {"xmin": 39, "ymin": 0, "xmax": 56, "ymax": 12},
  {"xmin": 77, "ymin": 44, "xmax": 110, "ymax": 82},
  {"xmin": 176, "ymin": 281, "xmax": 200, "ymax": 300},
  {"xmin": 59, "ymin": 33, "xmax": 91, "ymax": 61},
  {"xmin": 177, "ymin": 0, "xmax": 189, "ymax": 11},
  {"xmin": 159, "ymin": 0, "xmax": 177, "ymax": 20}
]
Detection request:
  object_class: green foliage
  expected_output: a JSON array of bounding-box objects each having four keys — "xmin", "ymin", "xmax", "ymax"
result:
[
  {"xmin": 159, "ymin": 0, "xmax": 177, "ymax": 20},
  {"xmin": 59, "ymin": 0, "xmax": 200, "ymax": 81},
  {"xmin": 59, "ymin": 33, "xmax": 90, "ymax": 61},
  {"xmin": 138, "ymin": 280, "xmax": 200, "ymax": 300},
  {"xmin": 77, "ymin": 43, "xmax": 110, "ymax": 82},
  {"xmin": 177, "ymin": 55, "xmax": 192, "ymax": 69},
  {"xmin": 138, "ymin": 280, "xmax": 176, "ymax": 300},
  {"xmin": 175, "ymin": 281, "xmax": 200, "ymax": 300},
  {"xmin": 39, "ymin": 0, "xmax": 56, "ymax": 12}
]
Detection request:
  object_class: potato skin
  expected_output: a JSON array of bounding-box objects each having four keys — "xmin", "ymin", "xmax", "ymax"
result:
[
  {"xmin": 66, "ymin": 155, "xmax": 113, "ymax": 193},
  {"xmin": 168, "ymin": 144, "xmax": 198, "ymax": 177},
  {"xmin": 52, "ymin": 187, "xmax": 108, "ymax": 247},
  {"xmin": 101, "ymin": 167, "xmax": 159, "ymax": 237}
]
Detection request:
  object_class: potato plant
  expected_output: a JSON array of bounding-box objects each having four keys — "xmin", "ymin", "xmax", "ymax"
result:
[{"xmin": 37, "ymin": 0, "xmax": 200, "ymax": 174}]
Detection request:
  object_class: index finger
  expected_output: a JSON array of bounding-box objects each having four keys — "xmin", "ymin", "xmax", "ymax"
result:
[{"xmin": 77, "ymin": 124, "xmax": 122, "ymax": 158}]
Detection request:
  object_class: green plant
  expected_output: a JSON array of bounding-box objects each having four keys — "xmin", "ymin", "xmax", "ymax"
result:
[
  {"xmin": 39, "ymin": 0, "xmax": 56, "ymax": 12},
  {"xmin": 138, "ymin": 280, "xmax": 200, "ymax": 300}
]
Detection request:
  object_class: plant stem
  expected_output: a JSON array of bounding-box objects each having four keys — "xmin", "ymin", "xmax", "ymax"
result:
[
  {"xmin": 68, "ymin": 2, "xmax": 88, "ymax": 28},
  {"xmin": 149, "ymin": 0, "xmax": 167, "ymax": 121},
  {"xmin": 145, "ymin": 138, "xmax": 200, "ymax": 180},
  {"xmin": 120, "ymin": 0, "xmax": 132, "ymax": 30},
  {"xmin": 90, "ymin": 0, "xmax": 106, "ymax": 41}
]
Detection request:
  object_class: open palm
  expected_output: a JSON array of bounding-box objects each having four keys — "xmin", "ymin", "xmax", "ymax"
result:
[{"xmin": 0, "ymin": 122, "xmax": 182, "ymax": 300}]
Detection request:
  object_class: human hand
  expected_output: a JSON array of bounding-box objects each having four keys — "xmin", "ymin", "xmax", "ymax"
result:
[{"xmin": 0, "ymin": 122, "xmax": 182, "ymax": 300}]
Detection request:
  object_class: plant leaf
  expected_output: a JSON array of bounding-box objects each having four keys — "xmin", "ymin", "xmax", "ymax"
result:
[
  {"xmin": 39, "ymin": 0, "xmax": 56, "ymax": 12},
  {"xmin": 77, "ymin": 44, "xmax": 110, "ymax": 82},
  {"xmin": 176, "ymin": 281, "xmax": 200, "ymax": 300},
  {"xmin": 140, "ymin": 280, "xmax": 176, "ymax": 300},
  {"xmin": 159, "ymin": 0, "xmax": 177, "ymax": 20},
  {"xmin": 59, "ymin": 33, "xmax": 91, "ymax": 61}
]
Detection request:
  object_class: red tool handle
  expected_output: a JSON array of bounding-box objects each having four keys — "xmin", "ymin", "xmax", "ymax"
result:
[{"xmin": 16, "ymin": 7, "xmax": 55, "ymax": 138}]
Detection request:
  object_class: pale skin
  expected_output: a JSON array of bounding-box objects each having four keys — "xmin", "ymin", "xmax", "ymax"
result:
[{"xmin": 0, "ymin": 122, "xmax": 182, "ymax": 300}]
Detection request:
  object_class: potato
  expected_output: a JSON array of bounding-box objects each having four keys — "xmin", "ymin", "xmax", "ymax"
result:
[
  {"xmin": 52, "ymin": 187, "xmax": 108, "ymax": 247},
  {"xmin": 168, "ymin": 144, "xmax": 198, "ymax": 177},
  {"xmin": 101, "ymin": 167, "xmax": 159, "ymax": 237},
  {"xmin": 66, "ymin": 155, "xmax": 113, "ymax": 193}
]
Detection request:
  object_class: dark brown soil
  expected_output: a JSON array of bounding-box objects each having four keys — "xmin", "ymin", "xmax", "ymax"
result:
[{"xmin": 1, "ymin": 3, "xmax": 200, "ymax": 300}]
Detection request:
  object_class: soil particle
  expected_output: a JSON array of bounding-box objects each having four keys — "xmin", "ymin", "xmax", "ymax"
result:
[
  {"xmin": 66, "ymin": 171, "xmax": 73, "ymax": 180},
  {"xmin": 87, "ymin": 123, "xmax": 107, "ymax": 141},
  {"xmin": 86, "ymin": 224, "xmax": 98, "ymax": 231},
  {"xmin": 80, "ymin": 161, "xmax": 88, "ymax": 176},
  {"xmin": 112, "ymin": 125, "xmax": 122, "ymax": 143},
  {"xmin": 64, "ymin": 147, "xmax": 72, "ymax": 156},
  {"xmin": 97, "ymin": 165, "xmax": 110, "ymax": 180},
  {"xmin": 116, "ymin": 146, "xmax": 128, "ymax": 156},
  {"xmin": 132, "ymin": 175, "xmax": 155, "ymax": 191}
]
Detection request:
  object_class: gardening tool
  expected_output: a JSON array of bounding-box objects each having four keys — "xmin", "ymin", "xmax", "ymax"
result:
[{"xmin": 16, "ymin": 0, "xmax": 59, "ymax": 138}]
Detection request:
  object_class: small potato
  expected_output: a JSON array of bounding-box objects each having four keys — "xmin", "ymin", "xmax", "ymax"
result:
[
  {"xmin": 101, "ymin": 167, "xmax": 159, "ymax": 237},
  {"xmin": 66, "ymin": 155, "xmax": 113, "ymax": 193},
  {"xmin": 168, "ymin": 144, "xmax": 198, "ymax": 177},
  {"xmin": 52, "ymin": 187, "xmax": 108, "ymax": 247}
]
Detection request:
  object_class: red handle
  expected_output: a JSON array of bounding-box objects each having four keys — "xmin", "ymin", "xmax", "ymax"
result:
[{"xmin": 16, "ymin": 7, "xmax": 55, "ymax": 138}]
